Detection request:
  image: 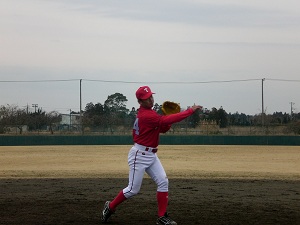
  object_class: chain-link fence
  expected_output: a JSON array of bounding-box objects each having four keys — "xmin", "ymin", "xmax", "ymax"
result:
[{"xmin": 1, "ymin": 123, "xmax": 299, "ymax": 136}]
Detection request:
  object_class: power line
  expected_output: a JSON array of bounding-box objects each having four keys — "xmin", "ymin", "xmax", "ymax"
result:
[
  {"xmin": 74, "ymin": 78, "xmax": 263, "ymax": 84},
  {"xmin": 266, "ymin": 78, "xmax": 300, "ymax": 82},
  {"xmin": 0, "ymin": 79, "xmax": 80, "ymax": 83},
  {"xmin": 1, "ymin": 78, "xmax": 299, "ymax": 84},
  {"xmin": 0, "ymin": 78, "xmax": 262, "ymax": 85}
]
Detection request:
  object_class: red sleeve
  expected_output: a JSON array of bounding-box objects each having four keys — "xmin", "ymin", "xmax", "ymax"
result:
[
  {"xmin": 159, "ymin": 125, "xmax": 171, "ymax": 133},
  {"xmin": 159, "ymin": 108, "xmax": 194, "ymax": 126}
]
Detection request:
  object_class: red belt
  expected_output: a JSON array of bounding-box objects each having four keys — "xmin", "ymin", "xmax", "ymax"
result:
[{"xmin": 145, "ymin": 147, "xmax": 158, "ymax": 153}]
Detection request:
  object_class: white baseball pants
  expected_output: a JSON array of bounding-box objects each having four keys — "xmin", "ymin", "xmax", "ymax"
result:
[{"xmin": 123, "ymin": 145, "xmax": 169, "ymax": 199}]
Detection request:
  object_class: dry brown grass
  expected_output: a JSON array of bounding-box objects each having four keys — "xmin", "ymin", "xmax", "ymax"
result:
[{"xmin": 1, "ymin": 145, "xmax": 299, "ymax": 180}]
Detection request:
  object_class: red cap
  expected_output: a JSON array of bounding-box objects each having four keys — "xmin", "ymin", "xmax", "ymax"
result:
[{"xmin": 135, "ymin": 86, "xmax": 155, "ymax": 100}]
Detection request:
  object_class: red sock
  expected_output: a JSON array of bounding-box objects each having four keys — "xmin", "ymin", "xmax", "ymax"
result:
[
  {"xmin": 157, "ymin": 191, "xmax": 168, "ymax": 217},
  {"xmin": 109, "ymin": 190, "xmax": 127, "ymax": 211}
]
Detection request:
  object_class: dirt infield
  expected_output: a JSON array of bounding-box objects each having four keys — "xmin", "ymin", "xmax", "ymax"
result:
[{"xmin": 0, "ymin": 145, "xmax": 300, "ymax": 225}]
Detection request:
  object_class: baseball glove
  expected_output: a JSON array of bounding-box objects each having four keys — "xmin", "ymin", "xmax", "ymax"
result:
[{"xmin": 161, "ymin": 101, "xmax": 181, "ymax": 115}]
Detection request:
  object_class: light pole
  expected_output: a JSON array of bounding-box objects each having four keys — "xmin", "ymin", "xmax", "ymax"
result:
[
  {"xmin": 290, "ymin": 102, "xmax": 295, "ymax": 120},
  {"xmin": 32, "ymin": 104, "xmax": 38, "ymax": 113}
]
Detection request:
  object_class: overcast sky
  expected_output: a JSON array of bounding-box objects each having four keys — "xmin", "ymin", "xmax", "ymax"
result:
[{"xmin": 1, "ymin": 0, "xmax": 300, "ymax": 115}]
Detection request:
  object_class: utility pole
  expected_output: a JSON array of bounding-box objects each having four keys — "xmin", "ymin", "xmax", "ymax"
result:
[
  {"xmin": 261, "ymin": 78, "xmax": 265, "ymax": 126},
  {"xmin": 69, "ymin": 109, "xmax": 72, "ymax": 131},
  {"xmin": 80, "ymin": 79, "xmax": 83, "ymax": 134}
]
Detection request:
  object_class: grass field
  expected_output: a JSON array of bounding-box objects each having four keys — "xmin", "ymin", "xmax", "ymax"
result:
[
  {"xmin": 0, "ymin": 145, "xmax": 300, "ymax": 224},
  {"xmin": 0, "ymin": 145, "xmax": 299, "ymax": 179}
]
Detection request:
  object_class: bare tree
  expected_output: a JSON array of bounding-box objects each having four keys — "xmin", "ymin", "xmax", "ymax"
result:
[
  {"xmin": 46, "ymin": 111, "xmax": 62, "ymax": 134},
  {"xmin": 0, "ymin": 104, "xmax": 28, "ymax": 134}
]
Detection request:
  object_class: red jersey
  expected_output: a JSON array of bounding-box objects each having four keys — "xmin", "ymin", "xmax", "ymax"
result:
[{"xmin": 133, "ymin": 106, "xmax": 194, "ymax": 148}]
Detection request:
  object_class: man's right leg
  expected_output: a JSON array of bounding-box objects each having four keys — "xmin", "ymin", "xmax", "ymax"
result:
[
  {"xmin": 122, "ymin": 147, "xmax": 147, "ymax": 198},
  {"xmin": 101, "ymin": 146, "xmax": 148, "ymax": 223}
]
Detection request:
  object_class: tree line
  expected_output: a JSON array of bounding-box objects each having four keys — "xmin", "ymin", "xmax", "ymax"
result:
[
  {"xmin": 1, "ymin": 92, "xmax": 299, "ymax": 134},
  {"xmin": 0, "ymin": 105, "xmax": 61, "ymax": 134}
]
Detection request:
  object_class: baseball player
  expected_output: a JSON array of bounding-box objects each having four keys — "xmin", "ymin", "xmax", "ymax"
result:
[{"xmin": 101, "ymin": 86, "xmax": 202, "ymax": 225}]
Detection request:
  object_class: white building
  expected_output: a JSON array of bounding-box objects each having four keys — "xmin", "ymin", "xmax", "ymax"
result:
[{"xmin": 60, "ymin": 113, "xmax": 81, "ymax": 130}]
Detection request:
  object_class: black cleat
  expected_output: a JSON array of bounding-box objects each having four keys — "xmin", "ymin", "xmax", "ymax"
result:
[
  {"xmin": 156, "ymin": 212, "xmax": 177, "ymax": 225},
  {"xmin": 101, "ymin": 201, "xmax": 115, "ymax": 223}
]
